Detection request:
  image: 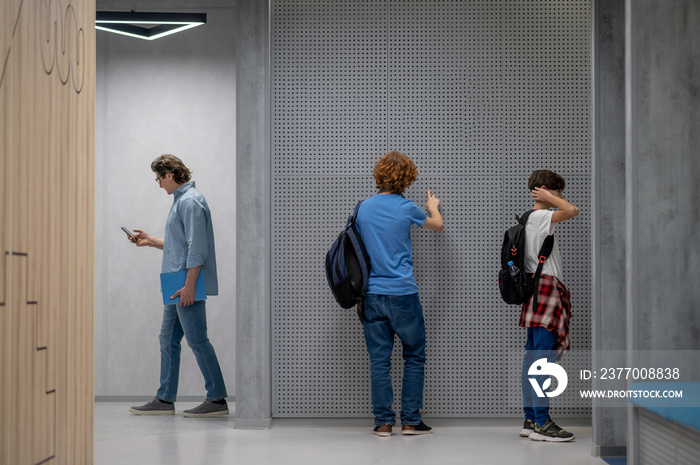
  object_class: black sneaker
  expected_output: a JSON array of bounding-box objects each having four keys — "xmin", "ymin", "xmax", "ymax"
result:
[
  {"xmin": 529, "ymin": 418, "xmax": 575, "ymax": 442},
  {"xmin": 519, "ymin": 419, "xmax": 535, "ymax": 437},
  {"xmin": 182, "ymin": 399, "xmax": 229, "ymax": 418},
  {"xmin": 373, "ymin": 424, "xmax": 392, "ymax": 437},
  {"xmin": 401, "ymin": 421, "xmax": 433, "ymax": 435},
  {"xmin": 129, "ymin": 397, "xmax": 175, "ymax": 415}
]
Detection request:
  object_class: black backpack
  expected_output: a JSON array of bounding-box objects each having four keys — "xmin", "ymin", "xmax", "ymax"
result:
[
  {"xmin": 325, "ymin": 201, "xmax": 371, "ymax": 314},
  {"xmin": 498, "ymin": 210, "xmax": 554, "ymax": 305}
]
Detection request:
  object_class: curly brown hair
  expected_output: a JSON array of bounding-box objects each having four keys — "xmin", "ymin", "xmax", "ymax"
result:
[
  {"xmin": 373, "ymin": 151, "xmax": 418, "ymax": 194},
  {"xmin": 151, "ymin": 154, "xmax": 192, "ymax": 184},
  {"xmin": 528, "ymin": 170, "xmax": 565, "ymax": 192}
]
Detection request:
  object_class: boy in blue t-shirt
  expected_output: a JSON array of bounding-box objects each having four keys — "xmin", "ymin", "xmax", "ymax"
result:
[{"xmin": 355, "ymin": 151, "xmax": 443, "ymax": 437}]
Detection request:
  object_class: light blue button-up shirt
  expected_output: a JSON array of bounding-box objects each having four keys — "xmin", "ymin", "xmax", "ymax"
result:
[{"xmin": 161, "ymin": 181, "xmax": 218, "ymax": 295}]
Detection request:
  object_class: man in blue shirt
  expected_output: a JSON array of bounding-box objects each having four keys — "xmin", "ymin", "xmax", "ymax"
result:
[{"xmin": 128, "ymin": 154, "xmax": 228, "ymax": 417}]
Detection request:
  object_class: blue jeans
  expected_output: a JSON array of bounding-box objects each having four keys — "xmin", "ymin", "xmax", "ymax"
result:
[
  {"xmin": 362, "ymin": 293, "xmax": 426, "ymax": 426},
  {"xmin": 156, "ymin": 301, "xmax": 228, "ymax": 402},
  {"xmin": 521, "ymin": 327, "xmax": 558, "ymax": 425}
]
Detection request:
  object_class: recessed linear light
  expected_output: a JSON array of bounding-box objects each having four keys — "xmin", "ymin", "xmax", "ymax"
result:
[{"xmin": 95, "ymin": 12, "xmax": 206, "ymax": 41}]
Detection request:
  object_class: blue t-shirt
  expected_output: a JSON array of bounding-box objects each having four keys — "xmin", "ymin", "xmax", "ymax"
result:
[{"xmin": 355, "ymin": 193, "xmax": 427, "ymax": 295}]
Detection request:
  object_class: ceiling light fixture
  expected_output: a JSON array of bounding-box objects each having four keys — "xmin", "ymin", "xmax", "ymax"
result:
[{"xmin": 95, "ymin": 11, "xmax": 206, "ymax": 41}]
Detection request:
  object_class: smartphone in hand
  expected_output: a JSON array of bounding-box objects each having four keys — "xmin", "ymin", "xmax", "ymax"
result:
[{"xmin": 121, "ymin": 227, "xmax": 138, "ymax": 243}]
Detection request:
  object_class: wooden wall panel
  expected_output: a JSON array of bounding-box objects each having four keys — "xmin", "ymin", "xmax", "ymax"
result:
[{"xmin": 0, "ymin": 0, "xmax": 95, "ymax": 464}]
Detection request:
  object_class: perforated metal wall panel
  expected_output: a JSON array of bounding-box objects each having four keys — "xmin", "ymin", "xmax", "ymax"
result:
[{"xmin": 273, "ymin": 0, "xmax": 590, "ymax": 416}]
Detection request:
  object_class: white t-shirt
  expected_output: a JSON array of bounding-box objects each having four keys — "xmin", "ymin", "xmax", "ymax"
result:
[{"xmin": 524, "ymin": 209, "xmax": 564, "ymax": 282}]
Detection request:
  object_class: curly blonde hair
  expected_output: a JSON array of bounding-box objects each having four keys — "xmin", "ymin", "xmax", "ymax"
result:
[{"xmin": 373, "ymin": 151, "xmax": 418, "ymax": 194}]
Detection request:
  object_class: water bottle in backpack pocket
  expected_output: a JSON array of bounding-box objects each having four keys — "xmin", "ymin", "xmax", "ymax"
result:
[{"xmin": 507, "ymin": 261, "xmax": 519, "ymax": 277}]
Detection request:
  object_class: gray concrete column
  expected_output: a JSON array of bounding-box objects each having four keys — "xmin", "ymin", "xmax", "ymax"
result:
[
  {"xmin": 235, "ymin": 0, "xmax": 272, "ymax": 428},
  {"xmin": 591, "ymin": 0, "xmax": 628, "ymax": 457},
  {"xmin": 627, "ymin": 1, "xmax": 700, "ymax": 352},
  {"xmin": 624, "ymin": 1, "xmax": 639, "ymax": 460},
  {"xmin": 625, "ymin": 0, "xmax": 700, "ymax": 461}
]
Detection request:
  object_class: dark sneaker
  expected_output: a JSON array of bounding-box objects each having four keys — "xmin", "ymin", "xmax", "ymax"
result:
[
  {"xmin": 129, "ymin": 397, "xmax": 175, "ymax": 415},
  {"xmin": 373, "ymin": 424, "xmax": 392, "ymax": 437},
  {"xmin": 401, "ymin": 421, "xmax": 433, "ymax": 435},
  {"xmin": 519, "ymin": 419, "xmax": 535, "ymax": 437},
  {"xmin": 182, "ymin": 400, "xmax": 229, "ymax": 418},
  {"xmin": 529, "ymin": 418, "xmax": 575, "ymax": 442}
]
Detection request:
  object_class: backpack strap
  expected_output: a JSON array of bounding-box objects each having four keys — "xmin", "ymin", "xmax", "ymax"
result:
[
  {"xmin": 520, "ymin": 209, "xmax": 554, "ymax": 281},
  {"xmin": 530, "ymin": 234, "xmax": 553, "ymax": 313},
  {"xmin": 347, "ymin": 200, "xmax": 363, "ymax": 227},
  {"xmin": 333, "ymin": 200, "xmax": 366, "ymax": 288},
  {"xmin": 524, "ymin": 203, "xmax": 555, "ymax": 309},
  {"xmin": 349, "ymin": 201, "xmax": 370, "ymax": 285},
  {"xmin": 533, "ymin": 235, "xmax": 554, "ymax": 284},
  {"xmin": 520, "ymin": 209, "xmax": 556, "ymax": 311},
  {"xmin": 518, "ymin": 209, "xmax": 535, "ymax": 225},
  {"xmin": 349, "ymin": 200, "xmax": 369, "ymax": 323}
]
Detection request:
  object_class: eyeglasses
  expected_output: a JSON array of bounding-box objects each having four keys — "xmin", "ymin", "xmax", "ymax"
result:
[{"xmin": 155, "ymin": 174, "xmax": 165, "ymax": 184}]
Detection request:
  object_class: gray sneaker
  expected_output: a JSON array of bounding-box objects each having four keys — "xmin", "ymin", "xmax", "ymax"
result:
[
  {"xmin": 529, "ymin": 417, "xmax": 575, "ymax": 442},
  {"xmin": 129, "ymin": 397, "xmax": 175, "ymax": 415},
  {"xmin": 519, "ymin": 419, "xmax": 535, "ymax": 437},
  {"xmin": 183, "ymin": 400, "xmax": 229, "ymax": 418}
]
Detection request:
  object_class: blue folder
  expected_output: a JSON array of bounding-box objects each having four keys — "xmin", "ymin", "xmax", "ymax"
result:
[{"xmin": 160, "ymin": 269, "xmax": 207, "ymax": 306}]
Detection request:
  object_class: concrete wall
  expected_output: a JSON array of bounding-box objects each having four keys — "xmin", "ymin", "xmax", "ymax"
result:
[
  {"xmin": 94, "ymin": 0, "xmax": 236, "ymax": 399},
  {"xmin": 589, "ymin": 0, "xmax": 700, "ymax": 460},
  {"xmin": 592, "ymin": 0, "xmax": 628, "ymax": 456},
  {"xmin": 629, "ymin": 0, "xmax": 700, "ymax": 353},
  {"xmin": 593, "ymin": 0, "xmax": 700, "ymax": 459},
  {"xmin": 234, "ymin": 0, "xmax": 272, "ymax": 428},
  {"xmin": 625, "ymin": 1, "xmax": 700, "ymax": 461}
]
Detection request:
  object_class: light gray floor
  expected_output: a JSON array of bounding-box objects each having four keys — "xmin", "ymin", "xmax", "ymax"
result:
[{"xmin": 95, "ymin": 402, "xmax": 609, "ymax": 465}]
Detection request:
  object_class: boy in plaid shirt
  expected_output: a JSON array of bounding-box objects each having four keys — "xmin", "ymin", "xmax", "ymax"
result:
[{"xmin": 518, "ymin": 170, "xmax": 579, "ymax": 442}]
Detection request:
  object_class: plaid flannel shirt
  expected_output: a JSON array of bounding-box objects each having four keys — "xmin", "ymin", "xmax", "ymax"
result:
[{"xmin": 519, "ymin": 275, "xmax": 572, "ymax": 351}]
